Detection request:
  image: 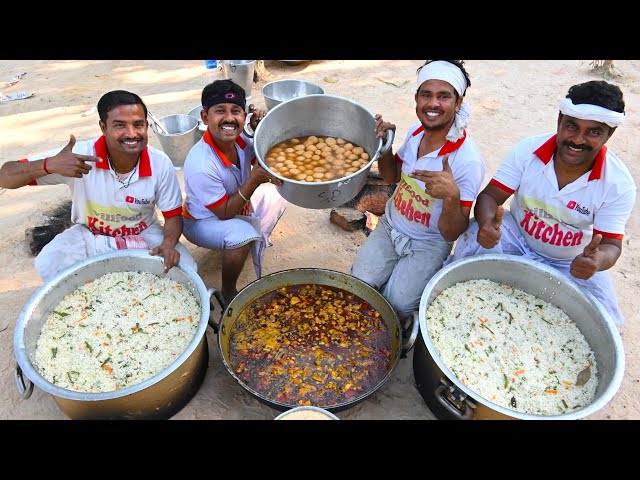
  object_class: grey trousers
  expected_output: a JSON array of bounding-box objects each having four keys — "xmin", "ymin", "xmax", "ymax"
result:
[{"xmin": 351, "ymin": 215, "xmax": 452, "ymax": 320}]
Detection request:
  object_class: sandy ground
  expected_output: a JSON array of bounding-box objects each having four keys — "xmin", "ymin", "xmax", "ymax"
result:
[{"xmin": 0, "ymin": 60, "xmax": 638, "ymax": 420}]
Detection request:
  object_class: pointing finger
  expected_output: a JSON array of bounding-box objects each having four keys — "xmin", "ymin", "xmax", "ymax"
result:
[{"xmin": 78, "ymin": 154, "xmax": 103, "ymax": 163}]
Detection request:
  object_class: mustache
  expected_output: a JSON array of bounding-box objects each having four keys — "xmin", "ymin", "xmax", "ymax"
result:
[
  {"xmin": 563, "ymin": 141, "xmax": 592, "ymax": 152},
  {"xmin": 220, "ymin": 122, "xmax": 239, "ymax": 128}
]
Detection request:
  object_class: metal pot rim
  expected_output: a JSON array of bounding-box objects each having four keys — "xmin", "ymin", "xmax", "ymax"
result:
[
  {"xmin": 217, "ymin": 267, "xmax": 403, "ymax": 411},
  {"xmin": 417, "ymin": 254, "xmax": 625, "ymax": 420},
  {"xmin": 14, "ymin": 250, "xmax": 211, "ymax": 401},
  {"xmin": 254, "ymin": 93, "xmax": 381, "ymax": 185}
]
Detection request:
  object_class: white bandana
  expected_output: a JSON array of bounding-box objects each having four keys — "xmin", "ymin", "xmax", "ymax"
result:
[
  {"xmin": 417, "ymin": 60, "xmax": 467, "ymax": 96},
  {"xmin": 559, "ymin": 97, "xmax": 625, "ymax": 128},
  {"xmin": 416, "ymin": 61, "xmax": 470, "ymax": 142}
]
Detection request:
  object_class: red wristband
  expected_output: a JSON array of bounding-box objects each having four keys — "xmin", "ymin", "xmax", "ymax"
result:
[{"xmin": 43, "ymin": 157, "xmax": 51, "ymax": 174}]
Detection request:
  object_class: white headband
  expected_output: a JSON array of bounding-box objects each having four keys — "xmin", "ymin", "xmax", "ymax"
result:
[
  {"xmin": 417, "ymin": 61, "xmax": 467, "ymax": 96},
  {"xmin": 416, "ymin": 61, "xmax": 470, "ymax": 142},
  {"xmin": 559, "ymin": 97, "xmax": 625, "ymax": 128}
]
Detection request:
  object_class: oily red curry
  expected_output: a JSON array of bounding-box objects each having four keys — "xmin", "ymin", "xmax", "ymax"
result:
[{"xmin": 229, "ymin": 284, "xmax": 393, "ymax": 407}]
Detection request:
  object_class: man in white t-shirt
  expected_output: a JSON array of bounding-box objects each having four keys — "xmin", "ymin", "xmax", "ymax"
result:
[
  {"xmin": 0, "ymin": 90, "xmax": 196, "ymax": 282},
  {"xmin": 182, "ymin": 79, "xmax": 287, "ymax": 303},
  {"xmin": 351, "ymin": 60, "xmax": 486, "ymax": 326},
  {"xmin": 449, "ymin": 80, "xmax": 636, "ymax": 326}
]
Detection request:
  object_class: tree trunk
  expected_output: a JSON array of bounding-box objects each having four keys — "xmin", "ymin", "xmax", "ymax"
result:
[{"xmin": 254, "ymin": 60, "xmax": 273, "ymax": 82}]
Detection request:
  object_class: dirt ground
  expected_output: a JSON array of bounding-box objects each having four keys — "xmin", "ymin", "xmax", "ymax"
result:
[{"xmin": 1, "ymin": 60, "xmax": 638, "ymax": 420}]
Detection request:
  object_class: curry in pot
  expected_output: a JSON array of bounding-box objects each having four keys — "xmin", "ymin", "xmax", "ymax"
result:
[{"xmin": 229, "ymin": 284, "xmax": 393, "ymax": 407}]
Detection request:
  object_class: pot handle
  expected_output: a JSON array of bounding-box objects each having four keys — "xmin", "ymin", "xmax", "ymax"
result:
[
  {"xmin": 434, "ymin": 378, "xmax": 475, "ymax": 420},
  {"xmin": 375, "ymin": 129, "xmax": 394, "ymax": 158},
  {"xmin": 206, "ymin": 287, "xmax": 227, "ymax": 334},
  {"xmin": 400, "ymin": 311, "xmax": 419, "ymax": 358},
  {"xmin": 243, "ymin": 112, "xmax": 255, "ymax": 138},
  {"xmin": 15, "ymin": 363, "xmax": 34, "ymax": 400}
]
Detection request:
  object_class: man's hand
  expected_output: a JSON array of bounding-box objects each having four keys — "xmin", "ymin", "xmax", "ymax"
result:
[
  {"xmin": 570, "ymin": 234, "xmax": 602, "ymax": 280},
  {"xmin": 248, "ymin": 104, "xmax": 266, "ymax": 130},
  {"xmin": 409, "ymin": 154, "xmax": 458, "ymax": 201},
  {"xmin": 47, "ymin": 135, "xmax": 103, "ymax": 177},
  {"xmin": 477, "ymin": 205, "xmax": 504, "ymax": 248},
  {"xmin": 149, "ymin": 244, "xmax": 180, "ymax": 273},
  {"xmin": 374, "ymin": 114, "xmax": 396, "ymax": 144},
  {"xmin": 251, "ymin": 163, "xmax": 282, "ymax": 186}
]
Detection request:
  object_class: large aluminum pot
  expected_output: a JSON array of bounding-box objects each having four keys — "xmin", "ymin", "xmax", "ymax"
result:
[
  {"xmin": 210, "ymin": 268, "xmax": 418, "ymax": 413},
  {"xmin": 414, "ymin": 254, "xmax": 624, "ymax": 420},
  {"xmin": 14, "ymin": 250, "xmax": 212, "ymax": 420},
  {"xmin": 253, "ymin": 94, "xmax": 393, "ymax": 209}
]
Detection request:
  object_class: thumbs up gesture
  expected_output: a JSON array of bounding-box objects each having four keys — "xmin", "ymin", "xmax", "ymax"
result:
[
  {"xmin": 569, "ymin": 234, "xmax": 602, "ymax": 280},
  {"xmin": 477, "ymin": 205, "xmax": 504, "ymax": 248},
  {"xmin": 408, "ymin": 153, "xmax": 458, "ymax": 201},
  {"xmin": 47, "ymin": 134, "xmax": 103, "ymax": 178}
]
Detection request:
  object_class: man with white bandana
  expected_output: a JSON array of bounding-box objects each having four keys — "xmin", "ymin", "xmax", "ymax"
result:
[
  {"xmin": 0, "ymin": 90, "xmax": 197, "ymax": 282},
  {"xmin": 351, "ymin": 60, "xmax": 486, "ymax": 326},
  {"xmin": 182, "ymin": 79, "xmax": 287, "ymax": 303},
  {"xmin": 449, "ymin": 80, "xmax": 636, "ymax": 326}
]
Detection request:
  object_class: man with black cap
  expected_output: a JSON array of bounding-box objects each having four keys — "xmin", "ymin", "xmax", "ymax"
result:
[{"xmin": 182, "ymin": 79, "xmax": 287, "ymax": 303}]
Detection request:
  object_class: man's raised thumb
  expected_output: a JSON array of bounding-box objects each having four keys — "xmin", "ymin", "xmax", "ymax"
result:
[
  {"xmin": 64, "ymin": 134, "xmax": 77, "ymax": 151},
  {"xmin": 583, "ymin": 234, "xmax": 602, "ymax": 257},
  {"xmin": 442, "ymin": 154, "xmax": 452, "ymax": 172},
  {"xmin": 493, "ymin": 205, "xmax": 504, "ymax": 228}
]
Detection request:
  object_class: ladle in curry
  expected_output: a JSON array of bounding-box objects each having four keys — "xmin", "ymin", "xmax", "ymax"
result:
[{"xmin": 148, "ymin": 110, "xmax": 170, "ymax": 135}]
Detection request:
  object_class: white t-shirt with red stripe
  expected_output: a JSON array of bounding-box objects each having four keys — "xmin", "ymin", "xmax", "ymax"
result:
[
  {"xmin": 491, "ymin": 133, "xmax": 637, "ymax": 260},
  {"xmin": 182, "ymin": 129, "xmax": 254, "ymax": 219},
  {"xmin": 385, "ymin": 123, "xmax": 486, "ymax": 241},
  {"xmin": 24, "ymin": 136, "xmax": 183, "ymax": 237}
]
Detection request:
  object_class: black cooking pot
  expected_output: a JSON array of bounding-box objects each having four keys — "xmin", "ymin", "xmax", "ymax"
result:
[{"xmin": 208, "ymin": 268, "xmax": 418, "ymax": 412}]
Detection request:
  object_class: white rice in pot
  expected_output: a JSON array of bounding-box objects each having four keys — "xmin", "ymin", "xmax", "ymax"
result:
[
  {"xmin": 425, "ymin": 279, "xmax": 597, "ymax": 416},
  {"xmin": 34, "ymin": 271, "xmax": 201, "ymax": 393}
]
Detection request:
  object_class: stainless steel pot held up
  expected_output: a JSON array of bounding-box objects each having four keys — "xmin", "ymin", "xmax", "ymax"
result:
[
  {"xmin": 14, "ymin": 250, "xmax": 212, "ymax": 420},
  {"xmin": 253, "ymin": 94, "xmax": 393, "ymax": 209},
  {"xmin": 414, "ymin": 254, "xmax": 624, "ymax": 420}
]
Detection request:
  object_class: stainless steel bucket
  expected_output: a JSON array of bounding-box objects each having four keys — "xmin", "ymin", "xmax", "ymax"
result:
[
  {"xmin": 186, "ymin": 105, "xmax": 206, "ymax": 142},
  {"xmin": 253, "ymin": 94, "xmax": 393, "ymax": 209},
  {"xmin": 152, "ymin": 114, "xmax": 200, "ymax": 168},
  {"xmin": 220, "ymin": 60, "xmax": 256, "ymax": 97}
]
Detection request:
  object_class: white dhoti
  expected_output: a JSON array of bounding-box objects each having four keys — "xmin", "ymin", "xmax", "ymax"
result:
[
  {"xmin": 34, "ymin": 222, "xmax": 197, "ymax": 283},
  {"xmin": 182, "ymin": 183, "xmax": 287, "ymax": 278},
  {"xmin": 447, "ymin": 210, "xmax": 625, "ymax": 326}
]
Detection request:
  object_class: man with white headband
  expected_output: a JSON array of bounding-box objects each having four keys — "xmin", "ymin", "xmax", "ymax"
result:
[
  {"xmin": 351, "ymin": 60, "xmax": 486, "ymax": 328},
  {"xmin": 449, "ymin": 80, "xmax": 636, "ymax": 326},
  {"xmin": 182, "ymin": 79, "xmax": 287, "ymax": 303}
]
